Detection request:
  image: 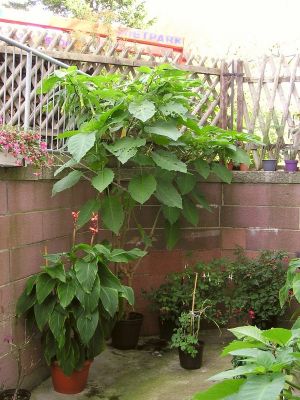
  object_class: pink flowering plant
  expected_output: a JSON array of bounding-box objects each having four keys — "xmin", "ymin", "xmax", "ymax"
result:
[{"xmin": 0, "ymin": 125, "xmax": 53, "ymax": 168}]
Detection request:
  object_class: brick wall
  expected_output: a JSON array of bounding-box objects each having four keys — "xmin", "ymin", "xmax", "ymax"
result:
[{"xmin": 1, "ymin": 170, "xmax": 300, "ymax": 389}]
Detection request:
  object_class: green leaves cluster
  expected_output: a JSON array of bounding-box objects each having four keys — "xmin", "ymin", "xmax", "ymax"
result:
[
  {"xmin": 16, "ymin": 243, "xmax": 146, "ymax": 375},
  {"xmin": 45, "ymin": 64, "xmax": 256, "ymax": 251}
]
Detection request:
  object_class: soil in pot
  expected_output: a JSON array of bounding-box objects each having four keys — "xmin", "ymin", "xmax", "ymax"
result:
[
  {"xmin": 51, "ymin": 360, "xmax": 92, "ymax": 394},
  {"xmin": 0, "ymin": 390, "xmax": 31, "ymax": 400},
  {"xmin": 285, "ymin": 160, "xmax": 298, "ymax": 172},
  {"xmin": 178, "ymin": 341, "xmax": 204, "ymax": 370},
  {"xmin": 111, "ymin": 312, "xmax": 143, "ymax": 350},
  {"xmin": 262, "ymin": 159, "xmax": 277, "ymax": 171},
  {"xmin": 158, "ymin": 318, "xmax": 176, "ymax": 341}
]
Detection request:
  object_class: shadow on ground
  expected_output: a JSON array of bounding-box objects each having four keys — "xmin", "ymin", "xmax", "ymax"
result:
[{"xmin": 31, "ymin": 330, "xmax": 232, "ymax": 400}]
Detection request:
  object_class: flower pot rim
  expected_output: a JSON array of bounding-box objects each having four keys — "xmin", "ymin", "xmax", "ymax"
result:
[{"xmin": 52, "ymin": 359, "xmax": 93, "ymax": 369}]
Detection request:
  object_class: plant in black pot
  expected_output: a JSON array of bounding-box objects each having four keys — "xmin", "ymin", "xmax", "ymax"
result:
[{"xmin": 170, "ymin": 273, "xmax": 219, "ymax": 370}]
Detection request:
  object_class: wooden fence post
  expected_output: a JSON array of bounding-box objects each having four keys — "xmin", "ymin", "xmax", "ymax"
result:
[
  {"xmin": 219, "ymin": 61, "xmax": 229, "ymax": 129},
  {"xmin": 236, "ymin": 59, "xmax": 244, "ymax": 132}
]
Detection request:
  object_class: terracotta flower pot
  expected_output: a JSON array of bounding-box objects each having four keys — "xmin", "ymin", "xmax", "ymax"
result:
[
  {"xmin": 239, "ymin": 163, "xmax": 249, "ymax": 171},
  {"xmin": 51, "ymin": 360, "xmax": 92, "ymax": 394}
]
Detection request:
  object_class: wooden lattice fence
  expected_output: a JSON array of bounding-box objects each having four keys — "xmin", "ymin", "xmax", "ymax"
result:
[{"xmin": 1, "ymin": 24, "xmax": 300, "ymax": 166}]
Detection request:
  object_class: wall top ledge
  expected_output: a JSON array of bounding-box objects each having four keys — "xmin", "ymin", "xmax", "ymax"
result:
[{"xmin": 0, "ymin": 166, "xmax": 300, "ymax": 184}]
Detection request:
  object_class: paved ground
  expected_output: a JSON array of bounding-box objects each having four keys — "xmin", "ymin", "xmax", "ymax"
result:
[{"xmin": 31, "ymin": 331, "xmax": 232, "ymax": 400}]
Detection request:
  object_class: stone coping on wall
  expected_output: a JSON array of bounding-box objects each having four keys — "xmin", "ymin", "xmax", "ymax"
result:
[{"xmin": 1, "ymin": 166, "xmax": 300, "ymax": 184}]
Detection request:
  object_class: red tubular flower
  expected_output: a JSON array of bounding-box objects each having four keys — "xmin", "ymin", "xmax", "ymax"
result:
[
  {"xmin": 248, "ymin": 309, "xmax": 256, "ymax": 319},
  {"xmin": 72, "ymin": 211, "xmax": 79, "ymax": 224}
]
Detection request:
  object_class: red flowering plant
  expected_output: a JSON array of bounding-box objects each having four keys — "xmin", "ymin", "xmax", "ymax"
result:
[
  {"xmin": 229, "ymin": 247, "xmax": 288, "ymax": 329},
  {"xmin": 0, "ymin": 125, "xmax": 53, "ymax": 169}
]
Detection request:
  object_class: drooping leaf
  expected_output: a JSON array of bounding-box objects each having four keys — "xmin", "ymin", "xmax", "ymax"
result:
[
  {"xmin": 128, "ymin": 99, "xmax": 156, "ymax": 122},
  {"xmin": 52, "ymin": 170, "xmax": 83, "ymax": 196},
  {"xmin": 222, "ymin": 340, "xmax": 263, "ymax": 356},
  {"xmin": 36, "ymin": 274, "xmax": 56, "ymax": 304},
  {"xmin": 159, "ymin": 102, "xmax": 188, "ymax": 117},
  {"xmin": 193, "ymin": 379, "xmax": 245, "ymax": 400},
  {"xmin": 162, "ymin": 205, "xmax": 181, "ymax": 224},
  {"xmin": 165, "ymin": 221, "xmax": 180, "ymax": 250},
  {"xmin": 119, "ymin": 285, "xmax": 135, "ymax": 306},
  {"xmin": 16, "ymin": 290, "xmax": 36, "ymax": 316},
  {"xmin": 75, "ymin": 259, "xmax": 98, "ymax": 293},
  {"xmin": 100, "ymin": 286, "xmax": 119, "ymax": 317},
  {"xmin": 43, "ymin": 263, "xmax": 66, "ymax": 283},
  {"xmin": 237, "ymin": 373, "xmax": 285, "ymax": 400},
  {"xmin": 279, "ymin": 284, "xmax": 289, "ymax": 308},
  {"xmin": 104, "ymin": 138, "xmax": 146, "ymax": 164},
  {"xmin": 57, "ymin": 280, "xmax": 76, "ymax": 308},
  {"xmin": 91, "ymin": 168, "xmax": 114, "ymax": 193},
  {"xmin": 76, "ymin": 275, "xmax": 100, "ymax": 313},
  {"xmin": 182, "ymin": 198, "xmax": 199, "ymax": 226},
  {"xmin": 262, "ymin": 328, "xmax": 292, "ymax": 346},
  {"xmin": 155, "ymin": 179, "xmax": 182, "ymax": 209},
  {"xmin": 101, "ymin": 195, "xmax": 124, "ymax": 234},
  {"xmin": 87, "ymin": 323, "xmax": 105, "ymax": 360},
  {"xmin": 77, "ymin": 310, "xmax": 99, "ymax": 345},
  {"xmin": 77, "ymin": 198, "xmax": 101, "ymax": 229},
  {"xmin": 49, "ymin": 305, "xmax": 66, "ymax": 348},
  {"xmin": 54, "ymin": 158, "xmax": 77, "ymax": 177},
  {"xmin": 229, "ymin": 326, "xmax": 269, "ymax": 344},
  {"xmin": 128, "ymin": 174, "xmax": 157, "ymax": 204},
  {"xmin": 293, "ymin": 275, "xmax": 300, "ymax": 303},
  {"xmin": 145, "ymin": 121, "xmax": 182, "ymax": 141},
  {"xmin": 176, "ymin": 174, "xmax": 197, "ymax": 195},
  {"xmin": 194, "ymin": 159, "xmax": 210, "ymax": 179},
  {"xmin": 192, "ymin": 189, "xmax": 211, "ymax": 212},
  {"xmin": 25, "ymin": 275, "xmax": 37, "ymax": 295},
  {"xmin": 68, "ymin": 132, "xmax": 96, "ymax": 162},
  {"xmin": 98, "ymin": 264, "xmax": 123, "ymax": 290},
  {"xmin": 151, "ymin": 150, "xmax": 187, "ymax": 173},
  {"xmin": 132, "ymin": 153, "xmax": 155, "ymax": 166},
  {"xmin": 108, "ymin": 248, "xmax": 147, "ymax": 263},
  {"xmin": 231, "ymin": 148, "xmax": 250, "ymax": 165},
  {"xmin": 211, "ymin": 163, "xmax": 232, "ymax": 184},
  {"xmin": 34, "ymin": 296, "xmax": 56, "ymax": 331}
]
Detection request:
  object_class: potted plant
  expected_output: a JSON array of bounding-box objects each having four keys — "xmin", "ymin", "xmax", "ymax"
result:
[
  {"xmin": 283, "ymin": 146, "xmax": 298, "ymax": 172},
  {"xmin": 40, "ymin": 65, "xmax": 256, "ymax": 349},
  {"xmin": 16, "ymin": 213, "xmax": 145, "ymax": 394},
  {"xmin": 0, "ymin": 125, "xmax": 52, "ymax": 169},
  {"xmin": 261, "ymin": 147, "xmax": 278, "ymax": 171},
  {"xmin": 230, "ymin": 248, "xmax": 288, "ymax": 329},
  {"xmin": 170, "ymin": 273, "xmax": 219, "ymax": 370}
]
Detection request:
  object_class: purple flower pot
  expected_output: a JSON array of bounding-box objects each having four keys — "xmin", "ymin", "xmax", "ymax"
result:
[{"xmin": 285, "ymin": 160, "xmax": 298, "ymax": 172}]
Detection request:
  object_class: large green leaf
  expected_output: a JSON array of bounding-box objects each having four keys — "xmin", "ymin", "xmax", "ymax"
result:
[
  {"xmin": 192, "ymin": 189, "xmax": 211, "ymax": 212},
  {"xmin": 151, "ymin": 150, "xmax": 187, "ymax": 173},
  {"xmin": 104, "ymin": 138, "xmax": 146, "ymax": 164},
  {"xmin": 87, "ymin": 323, "xmax": 105, "ymax": 360},
  {"xmin": 49, "ymin": 305, "xmax": 66, "ymax": 348},
  {"xmin": 182, "ymin": 198, "xmax": 199, "ymax": 226},
  {"xmin": 194, "ymin": 159, "xmax": 210, "ymax": 179},
  {"xmin": 145, "ymin": 121, "xmax": 182, "ymax": 141},
  {"xmin": 229, "ymin": 326, "xmax": 269, "ymax": 344},
  {"xmin": 43, "ymin": 263, "xmax": 66, "ymax": 283},
  {"xmin": 209, "ymin": 365, "xmax": 257, "ymax": 381},
  {"xmin": 101, "ymin": 195, "xmax": 124, "ymax": 234},
  {"xmin": 108, "ymin": 248, "xmax": 147, "ymax": 263},
  {"xmin": 237, "ymin": 374, "xmax": 285, "ymax": 400},
  {"xmin": 231, "ymin": 148, "xmax": 250, "ymax": 165},
  {"xmin": 54, "ymin": 158, "xmax": 77, "ymax": 177},
  {"xmin": 75, "ymin": 259, "xmax": 98, "ymax": 293},
  {"xmin": 128, "ymin": 174, "xmax": 157, "ymax": 204},
  {"xmin": 98, "ymin": 264, "xmax": 123, "ymax": 290},
  {"xmin": 100, "ymin": 286, "xmax": 119, "ymax": 317},
  {"xmin": 77, "ymin": 198, "xmax": 101, "ymax": 229},
  {"xmin": 57, "ymin": 280, "xmax": 76, "ymax": 308},
  {"xmin": 36, "ymin": 274, "xmax": 56, "ymax": 304},
  {"xmin": 222, "ymin": 340, "xmax": 263, "ymax": 356},
  {"xmin": 293, "ymin": 275, "xmax": 300, "ymax": 302},
  {"xmin": 193, "ymin": 379, "xmax": 245, "ymax": 400},
  {"xmin": 262, "ymin": 328, "xmax": 292, "ymax": 346},
  {"xmin": 77, "ymin": 310, "xmax": 99, "ymax": 345},
  {"xmin": 67, "ymin": 132, "xmax": 96, "ymax": 162},
  {"xmin": 211, "ymin": 163, "xmax": 232, "ymax": 184},
  {"xmin": 91, "ymin": 168, "xmax": 114, "ymax": 193},
  {"xmin": 162, "ymin": 205, "xmax": 181, "ymax": 224},
  {"xmin": 16, "ymin": 290, "xmax": 36, "ymax": 316},
  {"xmin": 128, "ymin": 99, "xmax": 156, "ymax": 122},
  {"xmin": 155, "ymin": 179, "xmax": 182, "ymax": 209},
  {"xmin": 52, "ymin": 170, "xmax": 83, "ymax": 196},
  {"xmin": 159, "ymin": 102, "xmax": 188, "ymax": 117},
  {"xmin": 76, "ymin": 275, "xmax": 100, "ymax": 313},
  {"xmin": 165, "ymin": 221, "xmax": 180, "ymax": 250},
  {"xmin": 176, "ymin": 174, "xmax": 197, "ymax": 195},
  {"xmin": 34, "ymin": 296, "xmax": 56, "ymax": 331}
]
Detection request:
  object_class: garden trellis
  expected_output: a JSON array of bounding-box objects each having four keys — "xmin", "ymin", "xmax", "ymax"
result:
[{"xmin": 1, "ymin": 24, "xmax": 300, "ymax": 164}]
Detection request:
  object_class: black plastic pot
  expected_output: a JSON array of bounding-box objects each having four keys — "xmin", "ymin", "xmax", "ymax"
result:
[
  {"xmin": 251, "ymin": 316, "xmax": 278, "ymax": 330},
  {"xmin": 178, "ymin": 341, "xmax": 204, "ymax": 370},
  {"xmin": 158, "ymin": 318, "xmax": 176, "ymax": 341},
  {"xmin": 0, "ymin": 389, "xmax": 31, "ymax": 400},
  {"xmin": 262, "ymin": 159, "xmax": 277, "ymax": 171},
  {"xmin": 111, "ymin": 312, "xmax": 143, "ymax": 350}
]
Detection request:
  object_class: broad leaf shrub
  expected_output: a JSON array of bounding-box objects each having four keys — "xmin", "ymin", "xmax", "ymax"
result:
[
  {"xmin": 16, "ymin": 243, "xmax": 146, "ymax": 375},
  {"xmin": 41, "ymin": 65, "xmax": 258, "ymax": 256},
  {"xmin": 193, "ymin": 258, "xmax": 300, "ymax": 400}
]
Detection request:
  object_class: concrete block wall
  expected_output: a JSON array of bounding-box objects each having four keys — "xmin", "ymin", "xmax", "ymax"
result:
[{"xmin": 1, "ymin": 169, "xmax": 300, "ymax": 389}]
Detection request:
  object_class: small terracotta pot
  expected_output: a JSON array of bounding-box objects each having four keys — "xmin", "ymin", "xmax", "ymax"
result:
[
  {"xmin": 51, "ymin": 360, "xmax": 92, "ymax": 394},
  {"xmin": 227, "ymin": 161, "xmax": 234, "ymax": 170},
  {"xmin": 239, "ymin": 163, "xmax": 249, "ymax": 171}
]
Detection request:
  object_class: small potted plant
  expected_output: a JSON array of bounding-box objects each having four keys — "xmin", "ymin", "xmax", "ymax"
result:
[
  {"xmin": 0, "ymin": 125, "xmax": 52, "ymax": 169},
  {"xmin": 261, "ymin": 147, "xmax": 277, "ymax": 171},
  {"xmin": 283, "ymin": 146, "xmax": 298, "ymax": 172},
  {"xmin": 170, "ymin": 273, "xmax": 219, "ymax": 370},
  {"xmin": 16, "ymin": 212, "xmax": 145, "ymax": 394}
]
